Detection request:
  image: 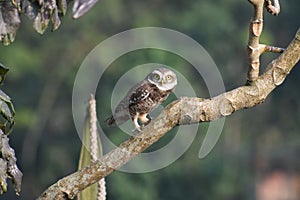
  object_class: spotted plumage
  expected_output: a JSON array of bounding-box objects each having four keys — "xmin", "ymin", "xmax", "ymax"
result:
[{"xmin": 106, "ymin": 68, "xmax": 177, "ymax": 131}]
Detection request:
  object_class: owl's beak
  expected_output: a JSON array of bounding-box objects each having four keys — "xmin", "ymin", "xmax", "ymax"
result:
[{"xmin": 160, "ymin": 80, "xmax": 164, "ymax": 85}]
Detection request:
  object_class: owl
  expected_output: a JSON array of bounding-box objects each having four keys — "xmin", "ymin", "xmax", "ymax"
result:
[{"xmin": 106, "ymin": 68, "xmax": 177, "ymax": 131}]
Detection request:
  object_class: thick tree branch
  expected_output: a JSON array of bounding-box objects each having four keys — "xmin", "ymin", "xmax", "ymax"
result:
[{"xmin": 37, "ymin": 29, "xmax": 300, "ymax": 200}]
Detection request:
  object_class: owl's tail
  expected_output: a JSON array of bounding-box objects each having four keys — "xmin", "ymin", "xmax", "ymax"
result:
[
  {"xmin": 105, "ymin": 116, "xmax": 116, "ymax": 126},
  {"xmin": 105, "ymin": 113, "xmax": 130, "ymax": 126}
]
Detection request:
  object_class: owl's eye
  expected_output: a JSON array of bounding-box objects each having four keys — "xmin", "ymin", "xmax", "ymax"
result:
[
  {"xmin": 166, "ymin": 75, "xmax": 172, "ymax": 81},
  {"xmin": 152, "ymin": 73, "xmax": 160, "ymax": 81}
]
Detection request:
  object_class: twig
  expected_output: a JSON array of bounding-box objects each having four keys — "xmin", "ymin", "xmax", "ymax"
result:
[{"xmin": 263, "ymin": 45, "xmax": 285, "ymax": 53}]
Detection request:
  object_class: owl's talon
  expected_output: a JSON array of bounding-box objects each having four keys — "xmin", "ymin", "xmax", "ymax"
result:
[
  {"xmin": 133, "ymin": 115, "xmax": 142, "ymax": 132},
  {"xmin": 132, "ymin": 125, "xmax": 143, "ymax": 133},
  {"xmin": 147, "ymin": 114, "xmax": 152, "ymax": 120},
  {"xmin": 143, "ymin": 117, "xmax": 151, "ymax": 126},
  {"xmin": 136, "ymin": 126, "xmax": 142, "ymax": 132}
]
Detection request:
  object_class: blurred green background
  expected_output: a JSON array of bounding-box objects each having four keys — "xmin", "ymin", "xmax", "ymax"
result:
[{"xmin": 0, "ymin": 0, "xmax": 300, "ymax": 199}]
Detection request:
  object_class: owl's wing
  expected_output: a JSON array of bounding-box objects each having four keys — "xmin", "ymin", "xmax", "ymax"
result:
[
  {"xmin": 129, "ymin": 85, "xmax": 151, "ymax": 105},
  {"xmin": 106, "ymin": 80, "xmax": 148, "ymax": 126},
  {"xmin": 106, "ymin": 99, "xmax": 130, "ymax": 126}
]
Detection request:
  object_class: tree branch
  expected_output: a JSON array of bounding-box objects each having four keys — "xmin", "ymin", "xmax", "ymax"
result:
[
  {"xmin": 247, "ymin": 0, "xmax": 283, "ymax": 82},
  {"xmin": 37, "ymin": 28, "xmax": 300, "ymax": 200},
  {"xmin": 247, "ymin": 0, "xmax": 264, "ymax": 81},
  {"xmin": 263, "ymin": 45, "xmax": 285, "ymax": 53}
]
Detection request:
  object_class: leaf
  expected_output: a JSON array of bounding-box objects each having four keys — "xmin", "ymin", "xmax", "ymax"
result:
[
  {"xmin": 0, "ymin": 130, "xmax": 23, "ymax": 195},
  {"xmin": 22, "ymin": 0, "xmax": 62, "ymax": 34},
  {"xmin": 57, "ymin": 0, "xmax": 68, "ymax": 16},
  {"xmin": 51, "ymin": 7, "xmax": 61, "ymax": 31},
  {"xmin": 0, "ymin": 63, "xmax": 9, "ymax": 85},
  {"xmin": 72, "ymin": 0, "xmax": 99, "ymax": 19},
  {"xmin": 11, "ymin": 0, "xmax": 22, "ymax": 12},
  {"xmin": 0, "ymin": 1, "xmax": 21, "ymax": 45},
  {"xmin": 0, "ymin": 158, "xmax": 8, "ymax": 195}
]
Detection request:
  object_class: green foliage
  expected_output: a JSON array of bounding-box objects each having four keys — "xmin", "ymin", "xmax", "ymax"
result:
[
  {"xmin": 0, "ymin": 63, "xmax": 22, "ymax": 197},
  {"xmin": 0, "ymin": 63, "xmax": 9, "ymax": 84},
  {"xmin": 0, "ymin": 0, "xmax": 98, "ymax": 45},
  {"xmin": 0, "ymin": 64, "xmax": 14, "ymax": 135},
  {"xmin": 0, "ymin": 130, "xmax": 23, "ymax": 196}
]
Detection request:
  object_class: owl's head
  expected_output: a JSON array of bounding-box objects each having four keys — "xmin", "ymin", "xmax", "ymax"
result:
[{"xmin": 147, "ymin": 68, "xmax": 177, "ymax": 91}]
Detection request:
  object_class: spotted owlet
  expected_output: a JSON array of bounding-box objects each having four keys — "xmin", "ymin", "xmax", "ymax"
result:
[{"xmin": 106, "ymin": 68, "xmax": 177, "ymax": 131}]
